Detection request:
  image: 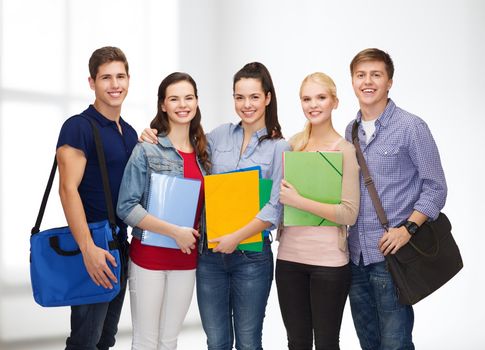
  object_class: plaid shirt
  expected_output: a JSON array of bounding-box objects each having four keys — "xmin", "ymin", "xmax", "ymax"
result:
[{"xmin": 345, "ymin": 99, "xmax": 447, "ymax": 266}]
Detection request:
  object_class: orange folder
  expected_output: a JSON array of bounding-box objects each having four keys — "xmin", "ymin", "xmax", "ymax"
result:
[{"xmin": 204, "ymin": 170, "xmax": 262, "ymax": 249}]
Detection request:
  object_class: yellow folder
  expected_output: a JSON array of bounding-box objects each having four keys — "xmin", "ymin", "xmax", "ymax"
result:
[{"xmin": 204, "ymin": 170, "xmax": 262, "ymax": 249}]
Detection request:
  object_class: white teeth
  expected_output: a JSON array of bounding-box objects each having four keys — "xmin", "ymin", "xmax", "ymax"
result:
[{"xmin": 363, "ymin": 89, "xmax": 374, "ymax": 93}]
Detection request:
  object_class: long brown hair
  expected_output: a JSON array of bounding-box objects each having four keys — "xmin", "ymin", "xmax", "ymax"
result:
[
  {"xmin": 150, "ymin": 72, "xmax": 210, "ymax": 173},
  {"xmin": 233, "ymin": 62, "xmax": 283, "ymax": 142}
]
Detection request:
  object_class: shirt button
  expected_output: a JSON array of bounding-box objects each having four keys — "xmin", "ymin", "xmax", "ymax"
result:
[{"xmin": 384, "ymin": 151, "xmax": 388, "ymax": 155}]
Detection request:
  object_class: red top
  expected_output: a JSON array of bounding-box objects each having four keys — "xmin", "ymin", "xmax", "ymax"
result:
[{"xmin": 129, "ymin": 150, "xmax": 205, "ymax": 270}]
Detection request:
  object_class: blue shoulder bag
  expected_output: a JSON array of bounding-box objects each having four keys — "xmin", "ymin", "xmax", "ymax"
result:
[{"xmin": 30, "ymin": 117, "xmax": 122, "ymax": 307}]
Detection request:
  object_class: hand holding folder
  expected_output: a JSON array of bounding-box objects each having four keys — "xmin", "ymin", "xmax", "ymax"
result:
[
  {"xmin": 204, "ymin": 169, "xmax": 272, "ymax": 252},
  {"xmin": 142, "ymin": 174, "xmax": 201, "ymax": 249},
  {"xmin": 283, "ymin": 151, "xmax": 342, "ymax": 226}
]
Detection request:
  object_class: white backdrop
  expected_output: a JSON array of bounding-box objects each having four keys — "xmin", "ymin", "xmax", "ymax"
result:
[{"xmin": 1, "ymin": 0, "xmax": 484, "ymax": 348}]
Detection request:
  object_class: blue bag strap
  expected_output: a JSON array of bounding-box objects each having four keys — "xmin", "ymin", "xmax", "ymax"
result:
[{"xmin": 31, "ymin": 115, "xmax": 118, "ymax": 239}]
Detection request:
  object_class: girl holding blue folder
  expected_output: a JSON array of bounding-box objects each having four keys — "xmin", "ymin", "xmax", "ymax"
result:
[
  {"xmin": 276, "ymin": 72, "xmax": 360, "ymax": 350},
  {"xmin": 117, "ymin": 72, "xmax": 210, "ymax": 350},
  {"xmin": 142, "ymin": 62, "xmax": 290, "ymax": 349}
]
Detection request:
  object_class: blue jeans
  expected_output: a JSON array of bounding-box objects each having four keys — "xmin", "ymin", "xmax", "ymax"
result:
[
  {"xmin": 65, "ymin": 238, "xmax": 129, "ymax": 350},
  {"xmin": 349, "ymin": 259, "xmax": 414, "ymax": 350},
  {"xmin": 196, "ymin": 240, "xmax": 273, "ymax": 350}
]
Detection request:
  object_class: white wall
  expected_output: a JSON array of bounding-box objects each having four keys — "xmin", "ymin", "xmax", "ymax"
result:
[
  {"xmin": 1, "ymin": 0, "xmax": 484, "ymax": 348},
  {"xmin": 201, "ymin": 1, "xmax": 485, "ymax": 348}
]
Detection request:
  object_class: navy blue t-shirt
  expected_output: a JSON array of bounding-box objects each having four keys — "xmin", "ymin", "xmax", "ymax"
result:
[{"xmin": 56, "ymin": 105, "xmax": 137, "ymax": 233}]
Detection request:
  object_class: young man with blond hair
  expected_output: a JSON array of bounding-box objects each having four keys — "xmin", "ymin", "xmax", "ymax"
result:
[{"xmin": 345, "ymin": 48, "xmax": 447, "ymax": 350}]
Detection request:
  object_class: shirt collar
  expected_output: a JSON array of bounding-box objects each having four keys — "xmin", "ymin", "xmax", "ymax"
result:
[
  {"xmin": 234, "ymin": 122, "xmax": 268, "ymax": 139},
  {"xmin": 157, "ymin": 134, "xmax": 175, "ymax": 149},
  {"xmin": 83, "ymin": 104, "xmax": 127, "ymax": 128},
  {"xmin": 356, "ymin": 98, "xmax": 396, "ymax": 127}
]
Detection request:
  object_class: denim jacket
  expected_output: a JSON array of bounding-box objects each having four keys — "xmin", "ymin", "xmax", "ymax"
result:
[{"xmin": 117, "ymin": 135, "xmax": 208, "ymax": 253}]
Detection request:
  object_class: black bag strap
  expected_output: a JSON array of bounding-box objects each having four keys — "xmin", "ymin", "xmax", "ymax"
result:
[
  {"xmin": 85, "ymin": 116, "xmax": 117, "ymax": 234},
  {"xmin": 351, "ymin": 121, "xmax": 389, "ymax": 231},
  {"xmin": 31, "ymin": 156, "xmax": 58, "ymax": 234},
  {"xmin": 31, "ymin": 115, "xmax": 117, "ymax": 236}
]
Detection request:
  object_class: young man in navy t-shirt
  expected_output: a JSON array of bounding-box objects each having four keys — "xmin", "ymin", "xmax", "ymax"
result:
[{"xmin": 56, "ymin": 46, "xmax": 137, "ymax": 350}]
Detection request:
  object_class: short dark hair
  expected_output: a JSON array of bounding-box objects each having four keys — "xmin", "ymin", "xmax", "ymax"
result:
[
  {"xmin": 233, "ymin": 62, "xmax": 283, "ymax": 141},
  {"xmin": 88, "ymin": 46, "xmax": 129, "ymax": 80},
  {"xmin": 350, "ymin": 48, "xmax": 394, "ymax": 79}
]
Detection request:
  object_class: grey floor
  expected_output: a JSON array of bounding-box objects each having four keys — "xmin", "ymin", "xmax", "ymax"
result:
[{"xmin": 0, "ymin": 326, "xmax": 206, "ymax": 350}]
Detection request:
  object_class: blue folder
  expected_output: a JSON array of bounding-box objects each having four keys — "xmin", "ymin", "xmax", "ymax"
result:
[
  {"xmin": 222, "ymin": 166, "xmax": 262, "ymax": 178},
  {"xmin": 141, "ymin": 174, "xmax": 201, "ymax": 248}
]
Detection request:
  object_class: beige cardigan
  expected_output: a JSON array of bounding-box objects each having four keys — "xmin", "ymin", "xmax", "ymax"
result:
[{"xmin": 277, "ymin": 138, "xmax": 360, "ymax": 267}]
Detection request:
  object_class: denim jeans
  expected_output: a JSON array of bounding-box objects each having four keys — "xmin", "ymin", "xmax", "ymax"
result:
[
  {"xmin": 65, "ymin": 238, "xmax": 129, "ymax": 350},
  {"xmin": 349, "ymin": 259, "xmax": 414, "ymax": 350},
  {"xmin": 196, "ymin": 240, "xmax": 273, "ymax": 350}
]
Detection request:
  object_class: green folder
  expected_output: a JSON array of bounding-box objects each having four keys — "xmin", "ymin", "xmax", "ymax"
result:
[
  {"xmin": 283, "ymin": 151, "xmax": 342, "ymax": 226},
  {"xmin": 238, "ymin": 178, "xmax": 273, "ymax": 252}
]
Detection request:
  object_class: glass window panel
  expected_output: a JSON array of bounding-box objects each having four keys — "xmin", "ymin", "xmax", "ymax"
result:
[
  {"xmin": 0, "ymin": 0, "xmax": 180, "ymax": 284},
  {"xmin": 0, "ymin": 102, "xmax": 64, "ymax": 278},
  {"xmin": 2, "ymin": 0, "xmax": 65, "ymax": 94}
]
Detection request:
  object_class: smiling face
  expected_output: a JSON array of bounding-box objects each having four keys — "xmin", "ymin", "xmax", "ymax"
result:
[
  {"xmin": 352, "ymin": 60, "xmax": 392, "ymax": 116},
  {"xmin": 300, "ymin": 79, "xmax": 338, "ymax": 127},
  {"xmin": 89, "ymin": 61, "xmax": 129, "ymax": 118},
  {"xmin": 233, "ymin": 78, "xmax": 271, "ymax": 130},
  {"xmin": 161, "ymin": 80, "xmax": 198, "ymax": 128}
]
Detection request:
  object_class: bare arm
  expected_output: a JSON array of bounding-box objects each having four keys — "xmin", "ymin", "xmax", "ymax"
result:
[{"xmin": 57, "ymin": 145, "xmax": 118, "ymax": 289}]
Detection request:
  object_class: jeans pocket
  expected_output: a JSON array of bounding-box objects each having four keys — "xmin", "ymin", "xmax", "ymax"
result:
[
  {"xmin": 240, "ymin": 243, "xmax": 272, "ymax": 262},
  {"xmin": 372, "ymin": 274, "xmax": 400, "ymax": 312},
  {"xmin": 240, "ymin": 250, "xmax": 266, "ymax": 261}
]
